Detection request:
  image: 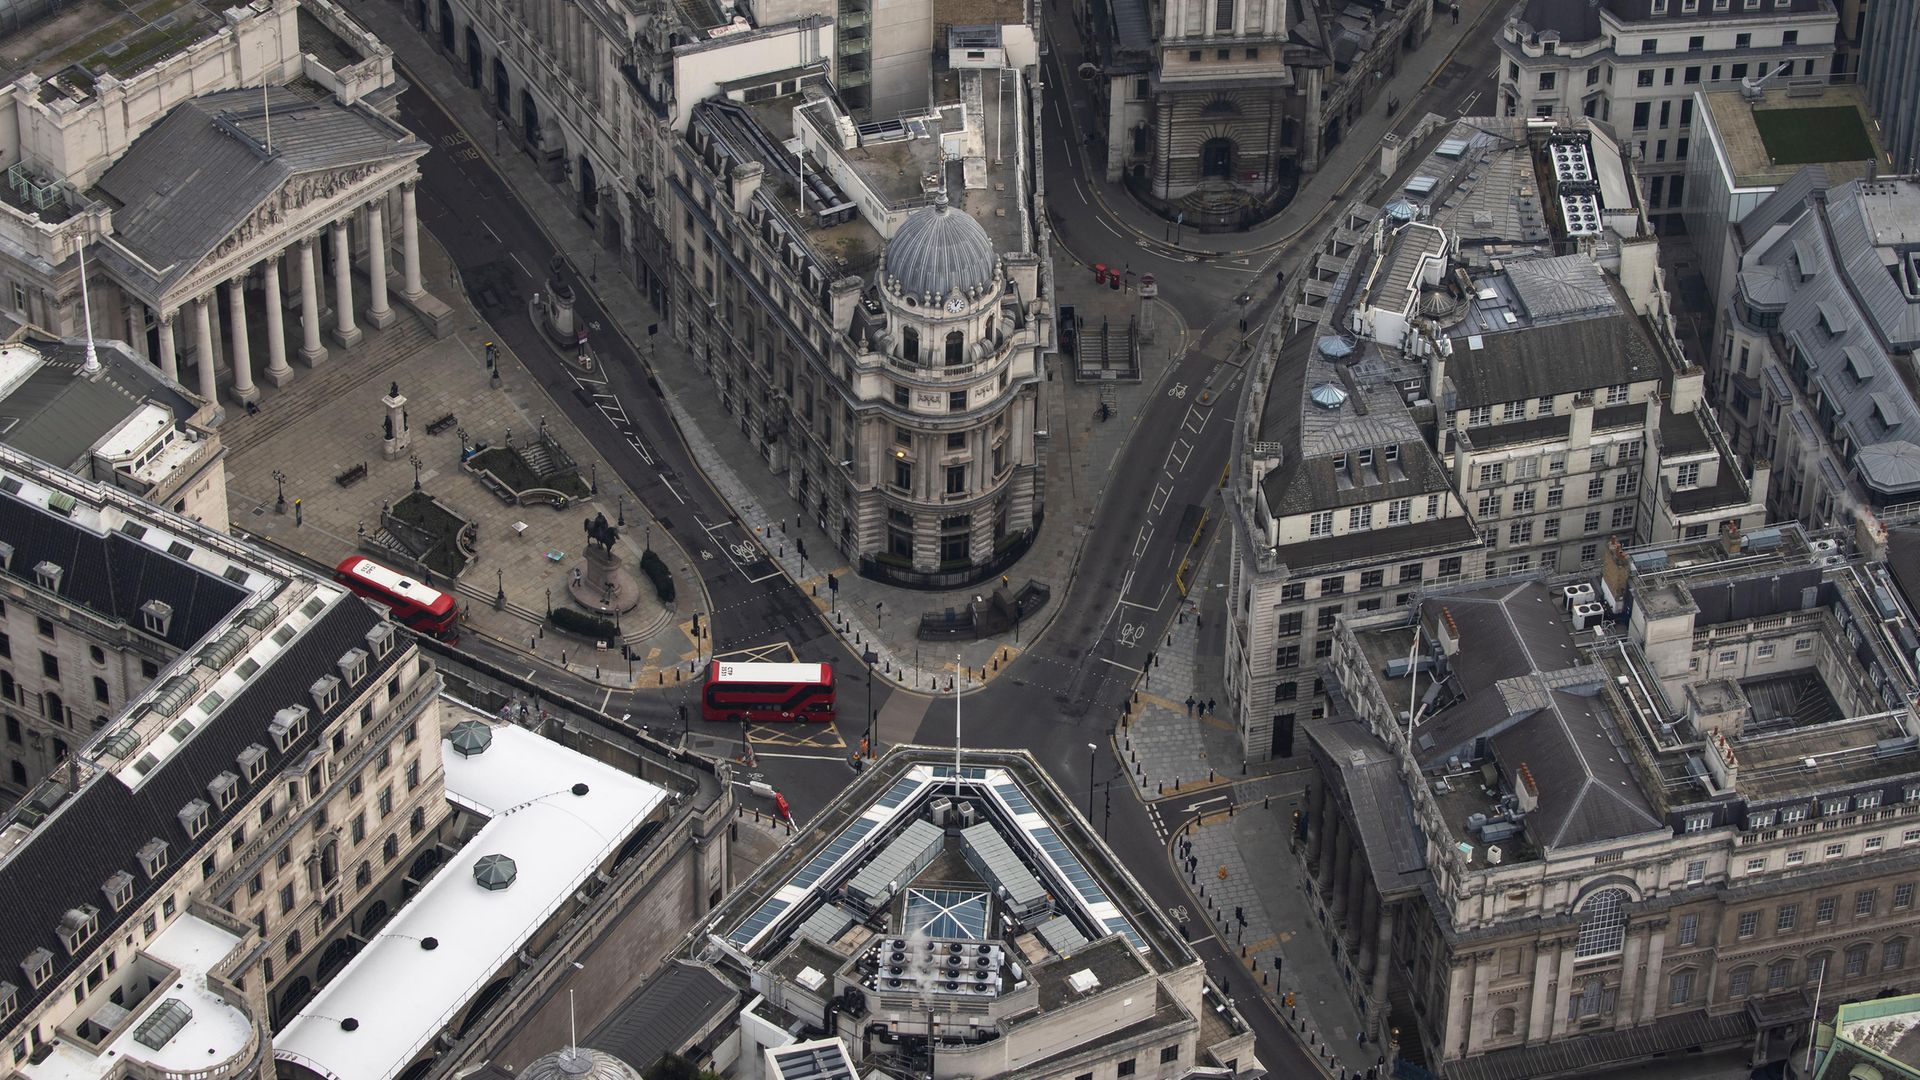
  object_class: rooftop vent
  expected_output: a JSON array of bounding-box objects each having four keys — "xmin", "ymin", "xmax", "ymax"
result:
[
  {"xmin": 448, "ymin": 720, "xmax": 493, "ymax": 758},
  {"xmin": 140, "ymin": 600, "xmax": 173, "ymax": 638},
  {"xmin": 796, "ymin": 966, "xmax": 827, "ymax": 991},
  {"xmin": 1067, "ymin": 968, "xmax": 1100, "ymax": 993},
  {"xmin": 32, "ymin": 560, "xmax": 61, "ymax": 592},
  {"xmin": 473, "ymin": 853, "xmax": 518, "ymax": 891}
]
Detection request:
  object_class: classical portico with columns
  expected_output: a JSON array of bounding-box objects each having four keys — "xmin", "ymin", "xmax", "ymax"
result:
[{"xmin": 81, "ymin": 86, "xmax": 440, "ymax": 408}]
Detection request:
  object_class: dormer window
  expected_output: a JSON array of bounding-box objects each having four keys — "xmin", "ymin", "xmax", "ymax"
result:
[
  {"xmin": 338, "ymin": 648, "xmax": 369, "ymax": 687},
  {"xmin": 21, "ymin": 948, "xmax": 53, "ymax": 989},
  {"xmin": 102, "ymin": 870, "xmax": 135, "ymax": 912},
  {"xmin": 137, "ymin": 838, "xmax": 169, "ymax": 879},
  {"xmin": 310, "ymin": 675, "xmax": 341, "ymax": 715},
  {"xmin": 33, "ymin": 560, "xmax": 62, "ymax": 592},
  {"xmin": 178, "ymin": 799, "xmax": 210, "ymax": 838},
  {"xmin": 270, "ymin": 705, "xmax": 309, "ymax": 750},
  {"xmin": 57, "ymin": 905, "xmax": 99, "ymax": 955},
  {"xmin": 141, "ymin": 600, "xmax": 173, "ymax": 638},
  {"xmin": 238, "ymin": 743, "xmax": 268, "ymax": 783},
  {"xmin": 0, "ymin": 542, "xmax": 13, "ymax": 572},
  {"xmin": 0, "ymin": 980, "xmax": 16, "ymax": 1023},
  {"xmin": 208, "ymin": 771, "xmax": 240, "ymax": 810},
  {"xmin": 365, "ymin": 623, "xmax": 397, "ymax": 661},
  {"xmin": 1823, "ymin": 797, "xmax": 1851, "ymax": 816}
]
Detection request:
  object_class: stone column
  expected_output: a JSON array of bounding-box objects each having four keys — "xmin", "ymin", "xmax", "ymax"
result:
[
  {"xmin": 225, "ymin": 277, "xmax": 257, "ymax": 405},
  {"xmin": 1368, "ymin": 903, "xmax": 1396, "ymax": 1026},
  {"xmin": 330, "ymin": 219, "xmax": 362, "ymax": 347},
  {"xmin": 1441, "ymin": 960, "xmax": 1472, "ymax": 1062},
  {"xmin": 298, "ymin": 236, "xmax": 327, "ymax": 366},
  {"xmin": 124, "ymin": 302, "xmax": 148, "ymax": 362},
  {"xmin": 192, "ymin": 296, "xmax": 216, "ymax": 403},
  {"xmin": 400, "ymin": 182, "xmax": 424, "ymax": 301},
  {"xmin": 365, "ymin": 200, "xmax": 393, "ymax": 328},
  {"xmin": 1526, "ymin": 943, "xmax": 1556, "ymax": 1044},
  {"xmin": 1318, "ymin": 814, "xmax": 1342, "ymax": 894},
  {"xmin": 1328, "ymin": 824, "xmax": 1351, "ymax": 921},
  {"xmin": 1613, "ymin": 925, "xmax": 1645, "ymax": 1031},
  {"xmin": 1304, "ymin": 785, "xmax": 1325, "ymax": 869},
  {"xmin": 155, "ymin": 308, "xmax": 179, "ymax": 382},
  {"xmin": 1356, "ymin": 886, "xmax": 1382, "ymax": 974},
  {"xmin": 262, "ymin": 254, "xmax": 292, "ymax": 386},
  {"xmin": 1344, "ymin": 848, "xmax": 1368, "ymax": 949},
  {"xmin": 1551, "ymin": 944, "xmax": 1579, "ymax": 1038},
  {"xmin": 1638, "ymin": 922, "xmax": 1666, "ymax": 1023}
]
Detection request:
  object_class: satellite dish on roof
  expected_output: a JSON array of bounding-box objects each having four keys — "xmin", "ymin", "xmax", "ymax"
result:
[{"xmin": 1310, "ymin": 383, "xmax": 1349, "ymax": 410}]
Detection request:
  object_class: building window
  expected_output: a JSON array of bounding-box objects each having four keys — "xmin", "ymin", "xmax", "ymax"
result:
[
  {"xmin": 1574, "ymin": 889, "xmax": 1626, "ymax": 958},
  {"xmin": 1768, "ymin": 960, "xmax": 1793, "ymax": 991},
  {"xmin": 1675, "ymin": 462, "xmax": 1700, "ymax": 487},
  {"xmin": 1777, "ymin": 905, "xmax": 1798, "ymax": 932},
  {"xmin": 1668, "ymin": 970, "xmax": 1692, "ymax": 1006},
  {"xmin": 1309, "ymin": 512, "xmax": 1333, "ymax": 538},
  {"xmin": 1899, "ymin": 884, "xmax": 1915, "ymax": 911},
  {"xmin": 1857, "ymin": 890, "xmax": 1877, "ymax": 917},
  {"xmin": 1847, "ymin": 945, "xmax": 1871, "ymax": 976},
  {"xmin": 1730, "ymin": 967, "xmax": 1752, "ymax": 997},
  {"xmin": 1117, "ymin": 1061, "xmax": 1137, "ymax": 1078},
  {"xmin": 1888, "ymin": 940, "xmax": 1908, "ymax": 970},
  {"xmin": 1677, "ymin": 913, "xmax": 1698, "ymax": 946},
  {"xmin": 945, "ymin": 465, "xmax": 967, "ymax": 495},
  {"xmin": 1817, "ymin": 897, "xmax": 1836, "ymax": 924},
  {"xmin": 1738, "ymin": 911, "xmax": 1758, "ymax": 938},
  {"xmin": 894, "ymin": 459, "xmax": 913, "ymax": 491},
  {"xmin": 1160, "ymin": 1047, "xmax": 1180, "ymax": 1065},
  {"xmin": 1685, "ymin": 860, "xmax": 1705, "ymax": 884}
]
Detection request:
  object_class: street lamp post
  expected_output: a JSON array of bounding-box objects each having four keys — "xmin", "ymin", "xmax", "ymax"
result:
[
  {"xmin": 863, "ymin": 648, "xmax": 878, "ymax": 759},
  {"xmin": 272, "ymin": 469, "xmax": 287, "ymax": 514},
  {"xmin": 617, "ymin": 493, "xmax": 626, "ymax": 527},
  {"xmin": 1086, "ymin": 743, "xmax": 1097, "ymax": 821},
  {"xmin": 409, "ymin": 452, "xmax": 423, "ymax": 492},
  {"xmin": 589, "ymin": 462, "xmax": 598, "ymax": 494}
]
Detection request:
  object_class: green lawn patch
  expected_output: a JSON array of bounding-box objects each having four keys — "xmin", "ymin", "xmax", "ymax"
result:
[{"xmin": 1752, "ymin": 106, "xmax": 1877, "ymax": 166}]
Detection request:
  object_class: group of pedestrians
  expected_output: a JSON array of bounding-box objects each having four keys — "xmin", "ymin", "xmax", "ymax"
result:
[{"xmin": 1184, "ymin": 695, "xmax": 1217, "ymax": 717}]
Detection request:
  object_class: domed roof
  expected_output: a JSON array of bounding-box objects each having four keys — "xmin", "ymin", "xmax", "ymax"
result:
[
  {"xmin": 521, "ymin": 1047, "xmax": 644, "ymax": 1080},
  {"xmin": 884, "ymin": 193, "xmax": 998, "ymax": 300}
]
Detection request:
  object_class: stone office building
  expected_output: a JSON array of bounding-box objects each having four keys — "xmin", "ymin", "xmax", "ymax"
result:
[{"xmin": 1312, "ymin": 524, "xmax": 1920, "ymax": 1077}]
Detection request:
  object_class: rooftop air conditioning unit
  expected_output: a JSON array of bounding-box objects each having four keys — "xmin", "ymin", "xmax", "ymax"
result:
[{"xmin": 1572, "ymin": 602, "xmax": 1606, "ymax": 631}]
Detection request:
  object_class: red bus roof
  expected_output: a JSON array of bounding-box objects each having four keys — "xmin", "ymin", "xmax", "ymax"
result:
[
  {"xmin": 708, "ymin": 661, "xmax": 830, "ymax": 684},
  {"xmin": 335, "ymin": 557, "xmax": 451, "ymax": 609}
]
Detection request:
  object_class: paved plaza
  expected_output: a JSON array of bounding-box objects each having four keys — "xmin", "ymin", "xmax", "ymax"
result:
[{"xmin": 220, "ymin": 230, "xmax": 706, "ymax": 689}]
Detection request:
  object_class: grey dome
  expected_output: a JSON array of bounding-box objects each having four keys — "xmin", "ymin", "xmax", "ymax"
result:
[
  {"xmin": 885, "ymin": 194, "xmax": 998, "ymax": 299},
  {"xmin": 521, "ymin": 1047, "xmax": 644, "ymax": 1080}
]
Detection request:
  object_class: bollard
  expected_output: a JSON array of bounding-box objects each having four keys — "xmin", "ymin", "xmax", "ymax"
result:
[
  {"xmin": 1157, "ymin": 782, "xmax": 1163, "ymax": 794},
  {"xmin": 595, "ymin": 666, "xmax": 601, "ymax": 679},
  {"xmin": 659, "ymin": 672, "xmax": 664, "ymax": 685},
  {"xmin": 1261, "ymin": 971, "xmax": 1268, "ymax": 987},
  {"xmin": 1241, "ymin": 945, "xmax": 1247, "ymax": 958},
  {"xmin": 1264, "ymin": 794, "xmax": 1271, "ymax": 809},
  {"xmin": 1209, "ymin": 769, "xmax": 1215, "ymax": 783},
  {"xmin": 561, "ymin": 651, "xmax": 568, "ymax": 666}
]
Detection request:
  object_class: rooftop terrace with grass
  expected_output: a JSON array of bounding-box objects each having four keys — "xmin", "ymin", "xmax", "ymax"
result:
[
  {"xmin": 0, "ymin": 0, "xmax": 226, "ymax": 89},
  {"xmin": 1700, "ymin": 82, "xmax": 1885, "ymax": 188}
]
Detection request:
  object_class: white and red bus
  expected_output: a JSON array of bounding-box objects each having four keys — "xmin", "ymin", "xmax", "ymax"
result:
[
  {"xmin": 334, "ymin": 557, "xmax": 459, "ymax": 640},
  {"xmin": 702, "ymin": 661, "xmax": 835, "ymax": 723}
]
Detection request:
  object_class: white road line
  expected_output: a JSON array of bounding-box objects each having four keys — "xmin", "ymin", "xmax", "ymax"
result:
[
  {"xmin": 509, "ymin": 252, "xmax": 530, "ymax": 276},
  {"xmin": 1117, "ymin": 598, "xmax": 1158, "ymax": 610},
  {"xmin": 1184, "ymin": 795, "xmax": 1229, "ymax": 812},
  {"xmin": 751, "ymin": 751, "xmax": 850, "ymax": 762},
  {"xmin": 1098, "ymin": 217, "xmax": 1122, "ymax": 238},
  {"xmin": 1099, "ymin": 657, "xmax": 1143, "ymax": 673},
  {"xmin": 483, "ymin": 222, "xmax": 501, "ymax": 243},
  {"xmin": 1148, "ymin": 484, "xmax": 1171, "ymax": 515},
  {"xmin": 1073, "ymin": 179, "xmax": 1089, "ymax": 206},
  {"xmin": 1131, "ymin": 526, "xmax": 1154, "ymax": 559},
  {"xmin": 601, "ymin": 688, "xmax": 613, "ymax": 711}
]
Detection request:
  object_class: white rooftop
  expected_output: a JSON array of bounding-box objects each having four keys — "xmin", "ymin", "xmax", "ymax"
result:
[
  {"xmin": 273, "ymin": 710, "xmax": 671, "ymax": 1080},
  {"xmin": 22, "ymin": 914, "xmax": 252, "ymax": 1080}
]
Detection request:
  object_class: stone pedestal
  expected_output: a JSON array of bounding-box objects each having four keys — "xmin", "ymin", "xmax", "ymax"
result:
[
  {"xmin": 382, "ymin": 388, "xmax": 410, "ymax": 461},
  {"xmin": 568, "ymin": 542, "xmax": 641, "ymax": 616}
]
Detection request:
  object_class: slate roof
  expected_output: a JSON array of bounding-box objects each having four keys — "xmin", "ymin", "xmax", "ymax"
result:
[
  {"xmin": 0, "ymin": 338, "xmax": 197, "ymax": 471},
  {"xmin": 589, "ymin": 960, "xmax": 738, "ymax": 1072},
  {"xmin": 1412, "ymin": 582, "xmax": 1581, "ymax": 767},
  {"xmin": 1604, "ymin": 0, "xmax": 1827, "ymax": 19},
  {"xmin": 1309, "ymin": 716, "xmax": 1429, "ymax": 901},
  {"xmin": 0, "ymin": 488, "xmax": 245, "ymax": 649},
  {"xmin": 1515, "ymin": 0, "xmax": 1603, "ymax": 44},
  {"xmin": 1273, "ymin": 514, "xmax": 1480, "ymax": 573},
  {"xmin": 883, "ymin": 196, "xmax": 1000, "ymax": 300},
  {"xmin": 1443, "ymin": 1006, "xmax": 1755, "ymax": 1080},
  {"xmin": 1446, "ymin": 313, "xmax": 1659, "ymax": 408},
  {"xmin": 94, "ymin": 86, "xmax": 425, "ymax": 299},
  {"xmin": 0, "ymin": 590, "xmax": 396, "ymax": 1024},
  {"xmin": 1489, "ymin": 685, "xmax": 1666, "ymax": 850}
]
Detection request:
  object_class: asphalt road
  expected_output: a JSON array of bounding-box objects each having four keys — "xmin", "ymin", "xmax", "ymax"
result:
[{"xmin": 394, "ymin": 21, "xmax": 1499, "ymax": 1072}]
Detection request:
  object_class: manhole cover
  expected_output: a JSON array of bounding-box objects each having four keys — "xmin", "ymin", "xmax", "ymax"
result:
[{"xmin": 251, "ymin": 506, "xmax": 266, "ymax": 517}]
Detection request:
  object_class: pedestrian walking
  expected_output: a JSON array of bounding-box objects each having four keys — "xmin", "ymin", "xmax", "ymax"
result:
[
  {"xmin": 1185, "ymin": 695, "xmax": 1196, "ymax": 716},
  {"xmin": 1207, "ymin": 697, "xmax": 1217, "ymax": 715}
]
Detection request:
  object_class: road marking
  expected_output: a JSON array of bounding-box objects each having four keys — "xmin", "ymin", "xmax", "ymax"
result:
[
  {"xmin": 1099, "ymin": 657, "xmax": 1143, "ymax": 673},
  {"xmin": 1131, "ymin": 525, "xmax": 1153, "ymax": 559},
  {"xmin": 750, "ymin": 751, "xmax": 852, "ymax": 762},
  {"xmin": 1097, "ymin": 217, "xmax": 1122, "ymax": 238},
  {"xmin": 1148, "ymin": 483, "xmax": 1171, "ymax": 516},
  {"xmin": 1073, "ymin": 179, "xmax": 1089, "ymax": 206},
  {"xmin": 509, "ymin": 252, "xmax": 530, "ymax": 276},
  {"xmin": 483, "ymin": 222, "xmax": 501, "ymax": 243},
  {"xmin": 1185, "ymin": 795, "xmax": 1229, "ymax": 812},
  {"xmin": 1117, "ymin": 598, "xmax": 1157, "ymax": 610},
  {"xmin": 601, "ymin": 689, "xmax": 612, "ymax": 711},
  {"xmin": 1459, "ymin": 89, "xmax": 1482, "ymax": 114}
]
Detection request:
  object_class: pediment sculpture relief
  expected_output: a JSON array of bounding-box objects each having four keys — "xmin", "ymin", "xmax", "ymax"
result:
[{"xmin": 212, "ymin": 164, "xmax": 383, "ymax": 260}]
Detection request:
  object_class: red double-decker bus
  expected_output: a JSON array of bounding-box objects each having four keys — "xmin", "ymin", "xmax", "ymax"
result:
[
  {"xmin": 702, "ymin": 661, "xmax": 835, "ymax": 723},
  {"xmin": 334, "ymin": 557, "xmax": 459, "ymax": 640}
]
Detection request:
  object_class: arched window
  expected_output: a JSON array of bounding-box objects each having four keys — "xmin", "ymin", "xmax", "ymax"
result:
[
  {"xmin": 382, "ymin": 834, "xmax": 400, "ymax": 863},
  {"xmin": 1668, "ymin": 969, "xmax": 1693, "ymax": 1006},
  {"xmin": 985, "ymin": 316, "xmax": 995, "ymax": 342},
  {"xmin": 1492, "ymin": 1008, "xmax": 1515, "ymax": 1036},
  {"xmin": 1574, "ymin": 889, "xmax": 1627, "ymax": 957},
  {"xmin": 901, "ymin": 327, "xmax": 919, "ymax": 363},
  {"xmin": 1807, "ymin": 952, "xmax": 1832, "ymax": 984},
  {"xmin": 1846, "ymin": 943, "xmax": 1872, "ymax": 976},
  {"xmin": 1886, "ymin": 938, "xmax": 1909, "ymax": 971},
  {"xmin": 1730, "ymin": 965, "xmax": 1755, "ymax": 997},
  {"xmin": 1767, "ymin": 959, "xmax": 1794, "ymax": 991},
  {"xmin": 945, "ymin": 331, "xmax": 965, "ymax": 366}
]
